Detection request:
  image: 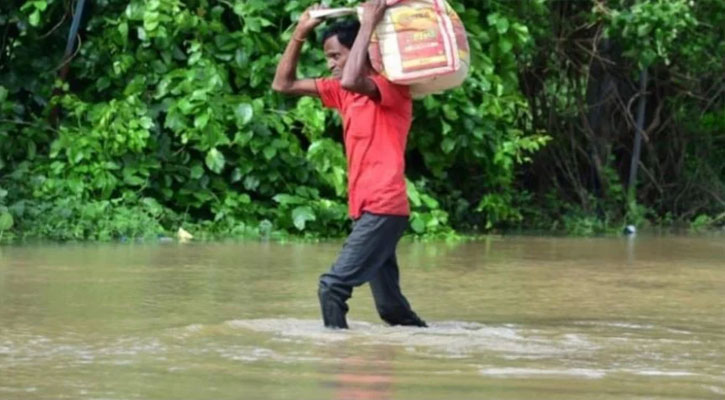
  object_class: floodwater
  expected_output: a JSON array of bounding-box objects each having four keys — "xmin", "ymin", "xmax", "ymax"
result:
[{"xmin": 0, "ymin": 235, "xmax": 723, "ymax": 399}]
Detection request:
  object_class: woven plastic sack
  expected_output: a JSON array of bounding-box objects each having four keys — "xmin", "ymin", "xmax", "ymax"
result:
[
  {"xmin": 363, "ymin": 0, "xmax": 469, "ymax": 97},
  {"xmin": 311, "ymin": 1, "xmax": 469, "ymax": 97}
]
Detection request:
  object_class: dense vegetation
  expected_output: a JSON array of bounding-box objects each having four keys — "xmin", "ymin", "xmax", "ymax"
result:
[{"xmin": 1, "ymin": 0, "xmax": 723, "ymax": 241}]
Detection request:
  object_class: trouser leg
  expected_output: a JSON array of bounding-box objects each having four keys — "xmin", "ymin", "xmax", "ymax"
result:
[
  {"xmin": 370, "ymin": 255, "xmax": 427, "ymax": 327},
  {"xmin": 318, "ymin": 213, "xmax": 408, "ymax": 329}
]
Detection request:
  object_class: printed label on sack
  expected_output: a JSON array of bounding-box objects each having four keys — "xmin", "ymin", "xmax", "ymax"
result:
[
  {"xmin": 390, "ymin": 7, "xmax": 448, "ymax": 73},
  {"xmin": 447, "ymin": 3, "xmax": 470, "ymax": 61}
]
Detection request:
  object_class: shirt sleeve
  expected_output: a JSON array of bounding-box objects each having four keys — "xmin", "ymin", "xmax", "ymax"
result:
[
  {"xmin": 370, "ymin": 75, "xmax": 412, "ymax": 109},
  {"xmin": 315, "ymin": 78, "xmax": 343, "ymax": 110}
]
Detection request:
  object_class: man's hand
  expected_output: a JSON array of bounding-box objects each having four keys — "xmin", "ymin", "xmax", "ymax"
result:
[
  {"xmin": 272, "ymin": 4, "xmax": 325, "ymax": 97},
  {"xmin": 295, "ymin": 4, "xmax": 326, "ymax": 38},
  {"xmin": 360, "ymin": 0, "xmax": 388, "ymax": 28}
]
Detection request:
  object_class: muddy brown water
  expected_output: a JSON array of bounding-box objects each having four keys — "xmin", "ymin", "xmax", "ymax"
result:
[{"xmin": 1, "ymin": 235, "xmax": 724, "ymax": 399}]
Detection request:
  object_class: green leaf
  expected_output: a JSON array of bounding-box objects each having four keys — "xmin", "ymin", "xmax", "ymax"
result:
[
  {"xmin": 205, "ymin": 148, "xmax": 226, "ymax": 173},
  {"xmin": 273, "ymin": 194, "xmax": 303, "ymax": 205},
  {"xmin": 443, "ymin": 104, "xmax": 459, "ymax": 121},
  {"xmin": 29, "ymin": 10, "xmax": 40, "ymax": 26},
  {"xmin": 512, "ymin": 23, "xmax": 530, "ymax": 42},
  {"xmin": 231, "ymin": 167, "xmax": 242, "ymax": 183},
  {"xmin": 0, "ymin": 212, "xmax": 13, "ymax": 231},
  {"xmin": 263, "ymin": 146, "xmax": 277, "ymax": 160},
  {"xmin": 637, "ymin": 23, "xmax": 652, "ymax": 37},
  {"xmin": 441, "ymin": 138, "xmax": 456, "ymax": 154},
  {"xmin": 144, "ymin": 11, "xmax": 160, "ymax": 32},
  {"xmin": 235, "ymin": 103, "xmax": 254, "ymax": 125},
  {"xmin": 190, "ymin": 164, "xmax": 205, "ymax": 179},
  {"xmin": 292, "ymin": 206, "xmax": 315, "ymax": 231},
  {"xmin": 498, "ymin": 38, "xmax": 513, "ymax": 53},
  {"xmin": 142, "ymin": 197, "xmax": 163, "ymax": 216},
  {"xmin": 189, "ymin": 52, "xmax": 201, "ymax": 65},
  {"xmin": 194, "ymin": 112, "xmax": 210, "ymax": 129},
  {"xmin": 177, "ymin": 99, "xmax": 195, "ymax": 115},
  {"xmin": 406, "ymin": 180, "xmax": 422, "ymax": 207},
  {"xmin": 421, "ymin": 194, "xmax": 440, "ymax": 209},
  {"xmin": 34, "ymin": 1, "xmax": 48, "ymax": 11},
  {"xmin": 410, "ymin": 214, "xmax": 425, "ymax": 233},
  {"xmin": 496, "ymin": 17, "xmax": 509, "ymax": 34},
  {"xmin": 233, "ymin": 2, "xmax": 245, "ymax": 16},
  {"xmin": 243, "ymin": 176, "xmax": 260, "ymax": 191},
  {"xmin": 124, "ymin": 175, "xmax": 145, "ymax": 186},
  {"xmin": 118, "ymin": 22, "xmax": 129, "ymax": 44}
]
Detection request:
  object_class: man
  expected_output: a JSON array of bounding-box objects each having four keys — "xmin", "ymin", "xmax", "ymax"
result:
[{"xmin": 272, "ymin": 0, "xmax": 427, "ymax": 329}]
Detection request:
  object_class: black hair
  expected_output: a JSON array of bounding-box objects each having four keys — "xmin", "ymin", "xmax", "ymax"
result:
[{"xmin": 320, "ymin": 19, "xmax": 360, "ymax": 49}]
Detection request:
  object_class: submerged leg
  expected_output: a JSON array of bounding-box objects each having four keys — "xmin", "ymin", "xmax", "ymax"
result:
[
  {"xmin": 369, "ymin": 255, "xmax": 427, "ymax": 327},
  {"xmin": 318, "ymin": 213, "xmax": 410, "ymax": 329}
]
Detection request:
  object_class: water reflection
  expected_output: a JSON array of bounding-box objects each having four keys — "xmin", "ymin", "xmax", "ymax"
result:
[
  {"xmin": 320, "ymin": 345, "xmax": 395, "ymax": 400},
  {"xmin": 627, "ymin": 235, "xmax": 636, "ymax": 264}
]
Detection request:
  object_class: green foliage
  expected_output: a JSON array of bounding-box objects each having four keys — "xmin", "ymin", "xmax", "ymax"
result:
[
  {"xmin": 0, "ymin": 186, "xmax": 14, "ymax": 241},
  {"xmin": 403, "ymin": 2, "xmax": 549, "ymax": 231},
  {"xmin": 1, "ymin": 0, "xmax": 722, "ymax": 241},
  {"xmin": 690, "ymin": 214, "xmax": 713, "ymax": 232},
  {"xmin": 15, "ymin": 196, "xmax": 166, "ymax": 241},
  {"xmin": 602, "ymin": 0, "xmax": 698, "ymax": 68},
  {"xmin": 511, "ymin": 0, "xmax": 724, "ymax": 233},
  {"xmin": 406, "ymin": 179, "xmax": 451, "ymax": 234},
  {"xmin": 0, "ymin": 0, "xmax": 546, "ymax": 241}
]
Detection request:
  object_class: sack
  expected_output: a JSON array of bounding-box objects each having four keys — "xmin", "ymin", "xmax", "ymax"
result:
[
  {"xmin": 311, "ymin": 1, "xmax": 470, "ymax": 98},
  {"xmin": 364, "ymin": 0, "xmax": 469, "ymax": 97}
]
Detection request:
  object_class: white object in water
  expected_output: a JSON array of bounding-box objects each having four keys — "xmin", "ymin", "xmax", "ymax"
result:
[{"xmin": 177, "ymin": 227, "xmax": 194, "ymax": 242}]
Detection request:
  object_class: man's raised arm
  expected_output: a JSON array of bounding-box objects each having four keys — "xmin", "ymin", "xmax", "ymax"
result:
[
  {"xmin": 272, "ymin": 5, "xmax": 323, "ymax": 97},
  {"xmin": 340, "ymin": 0, "xmax": 387, "ymax": 100}
]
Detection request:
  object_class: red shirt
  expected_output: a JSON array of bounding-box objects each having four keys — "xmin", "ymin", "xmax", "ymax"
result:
[{"xmin": 315, "ymin": 75, "xmax": 412, "ymax": 219}]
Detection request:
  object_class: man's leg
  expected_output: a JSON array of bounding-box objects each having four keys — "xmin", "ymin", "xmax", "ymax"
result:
[
  {"xmin": 370, "ymin": 254, "xmax": 427, "ymax": 327},
  {"xmin": 318, "ymin": 213, "xmax": 407, "ymax": 329}
]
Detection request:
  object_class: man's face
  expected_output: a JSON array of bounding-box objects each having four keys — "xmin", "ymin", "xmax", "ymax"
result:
[{"xmin": 323, "ymin": 35, "xmax": 351, "ymax": 79}]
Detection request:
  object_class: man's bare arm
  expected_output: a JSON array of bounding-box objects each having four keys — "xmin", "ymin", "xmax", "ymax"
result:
[
  {"xmin": 272, "ymin": 6, "xmax": 323, "ymax": 96},
  {"xmin": 340, "ymin": 0, "xmax": 387, "ymax": 100}
]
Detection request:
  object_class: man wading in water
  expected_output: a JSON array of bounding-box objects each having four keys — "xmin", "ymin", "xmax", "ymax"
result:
[{"xmin": 272, "ymin": 0, "xmax": 427, "ymax": 329}]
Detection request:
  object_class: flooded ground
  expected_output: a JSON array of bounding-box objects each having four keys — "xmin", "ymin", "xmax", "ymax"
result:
[{"xmin": 1, "ymin": 235, "xmax": 724, "ymax": 399}]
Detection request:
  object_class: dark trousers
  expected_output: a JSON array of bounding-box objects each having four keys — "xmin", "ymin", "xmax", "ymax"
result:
[{"xmin": 318, "ymin": 213, "xmax": 426, "ymax": 329}]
